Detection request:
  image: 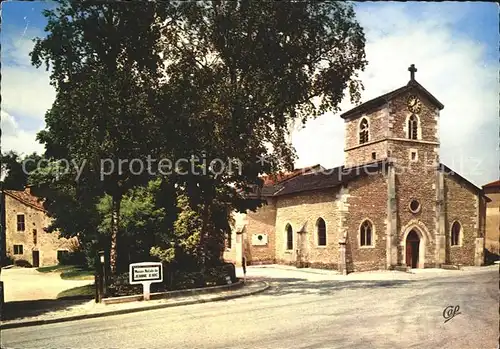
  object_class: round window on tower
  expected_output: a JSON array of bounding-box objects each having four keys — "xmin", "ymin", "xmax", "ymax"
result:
[
  {"xmin": 258, "ymin": 235, "xmax": 263, "ymax": 241},
  {"xmin": 409, "ymin": 199, "xmax": 421, "ymax": 213}
]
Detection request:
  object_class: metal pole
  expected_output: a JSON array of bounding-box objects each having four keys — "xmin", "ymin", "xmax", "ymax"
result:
[
  {"xmin": 242, "ymin": 256, "xmax": 246, "ymax": 283},
  {"xmin": 95, "ymin": 272, "xmax": 101, "ymax": 303}
]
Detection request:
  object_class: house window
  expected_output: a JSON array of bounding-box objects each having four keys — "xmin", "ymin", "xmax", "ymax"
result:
[
  {"xmin": 13, "ymin": 245, "xmax": 23, "ymax": 255},
  {"xmin": 451, "ymin": 221, "xmax": 461, "ymax": 246},
  {"xmin": 371, "ymin": 152, "xmax": 377, "ymax": 160},
  {"xmin": 33, "ymin": 229, "xmax": 38, "ymax": 245},
  {"xmin": 359, "ymin": 118, "xmax": 369, "ymax": 144},
  {"xmin": 408, "ymin": 114, "xmax": 418, "ymax": 140},
  {"xmin": 317, "ymin": 218, "xmax": 326, "ymax": 246},
  {"xmin": 411, "ymin": 151, "xmax": 417, "ymax": 161},
  {"xmin": 17, "ymin": 214, "xmax": 25, "ymax": 231},
  {"xmin": 286, "ymin": 224, "xmax": 293, "ymax": 250},
  {"xmin": 409, "ymin": 199, "xmax": 421, "ymax": 213},
  {"xmin": 360, "ymin": 220, "xmax": 373, "ymax": 247}
]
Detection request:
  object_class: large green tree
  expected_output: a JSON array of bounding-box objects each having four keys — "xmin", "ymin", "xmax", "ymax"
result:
[
  {"xmin": 30, "ymin": 0, "xmax": 366, "ymax": 274},
  {"xmin": 154, "ymin": 1, "xmax": 367, "ymax": 270},
  {"xmin": 1, "ymin": 152, "xmax": 43, "ymax": 190},
  {"xmin": 31, "ymin": 0, "xmax": 169, "ymax": 273}
]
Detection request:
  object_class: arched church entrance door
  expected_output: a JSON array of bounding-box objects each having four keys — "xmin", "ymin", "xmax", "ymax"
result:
[{"xmin": 406, "ymin": 230, "xmax": 420, "ymax": 268}]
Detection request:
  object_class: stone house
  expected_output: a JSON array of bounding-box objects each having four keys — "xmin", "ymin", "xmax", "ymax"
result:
[
  {"xmin": 483, "ymin": 180, "xmax": 499, "ymax": 257},
  {"xmin": 0, "ymin": 187, "xmax": 76, "ymax": 267},
  {"xmin": 224, "ymin": 65, "xmax": 487, "ymax": 272}
]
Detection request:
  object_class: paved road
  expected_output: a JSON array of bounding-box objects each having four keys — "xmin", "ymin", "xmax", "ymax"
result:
[
  {"xmin": 0, "ymin": 267, "xmax": 93, "ymax": 302},
  {"xmin": 2, "ymin": 267, "xmax": 498, "ymax": 349}
]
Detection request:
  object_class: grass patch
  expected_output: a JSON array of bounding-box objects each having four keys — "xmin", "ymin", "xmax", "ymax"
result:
[
  {"xmin": 37, "ymin": 265, "xmax": 76, "ymax": 273},
  {"xmin": 57, "ymin": 284, "xmax": 95, "ymax": 300},
  {"xmin": 61, "ymin": 268, "xmax": 94, "ymax": 280},
  {"xmin": 37, "ymin": 264, "xmax": 95, "ymax": 280}
]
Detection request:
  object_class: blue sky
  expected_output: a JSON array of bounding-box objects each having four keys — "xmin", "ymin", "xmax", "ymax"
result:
[
  {"xmin": 2, "ymin": 1, "xmax": 497, "ymax": 63},
  {"xmin": 356, "ymin": 2, "xmax": 498, "ymax": 62},
  {"xmin": 1, "ymin": 1, "xmax": 498, "ymax": 185}
]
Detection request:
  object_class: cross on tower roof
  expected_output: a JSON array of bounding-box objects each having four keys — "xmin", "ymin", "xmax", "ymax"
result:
[{"xmin": 408, "ymin": 64, "xmax": 417, "ymax": 81}]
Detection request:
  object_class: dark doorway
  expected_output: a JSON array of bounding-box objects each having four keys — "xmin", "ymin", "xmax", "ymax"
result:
[
  {"xmin": 405, "ymin": 230, "xmax": 420, "ymax": 268},
  {"xmin": 32, "ymin": 250, "xmax": 40, "ymax": 267}
]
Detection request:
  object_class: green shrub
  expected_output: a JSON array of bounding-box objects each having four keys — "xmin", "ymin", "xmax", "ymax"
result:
[
  {"xmin": 1, "ymin": 254, "xmax": 14, "ymax": 267},
  {"xmin": 14, "ymin": 259, "xmax": 33, "ymax": 268},
  {"xmin": 58, "ymin": 249, "xmax": 86, "ymax": 266},
  {"xmin": 106, "ymin": 262, "xmax": 237, "ymax": 297}
]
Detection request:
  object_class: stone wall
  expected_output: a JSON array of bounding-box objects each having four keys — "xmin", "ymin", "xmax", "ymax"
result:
[
  {"xmin": 344, "ymin": 172, "xmax": 388, "ymax": 272},
  {"xmin": 244, "ymin": 199, "xmax": 277, "ymax": 265},
  {"xmin": 484, "ymin": 189, "xmax": 499, "ymax": 255},
  {"xmin": 223, "ymin": 211, "xmax": 247, "ymax": 265},
  {"xmin": 275, "ymin": 188, "xmax": 340, "ymax": 268},
  {"xmin": 4, "ymin": 195, "xmax": 75, "ymax": 267},
  {"xmin": 344, "ymin": 107, "xmax": 389, "ymax": 167},
  {"xmin": 388, "ymin": 90, "xmax": 439, "ymax": 143},
  {"xmin": 392, "ymin": 142, "xmax": 438, "ymax": 267},
  {"xmin": 444, "ymin": 175, "xmax": 480, "ymax": 266},
  {"xmin": 345, "ymin": 141, "xmax": 388, "ymax": 168},
  {"xmin": 387, "ymin": 90, "xmax": 440, "ymax": 267}
]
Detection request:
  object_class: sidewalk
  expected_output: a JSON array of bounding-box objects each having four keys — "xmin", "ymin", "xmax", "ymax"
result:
[
  {"xmin": 0, "ymin": 280, "xmax": 269, "ymax": 329},
  {"xmin": 237, "ymin": 264, "xmax": 499, "ymax": 282}
]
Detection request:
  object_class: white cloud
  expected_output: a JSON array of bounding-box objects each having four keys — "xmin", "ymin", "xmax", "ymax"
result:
[
  {"xmin": 2, "ymin": 65, "xmax": 55, "ymax": 121},
  {"xmin": 1, "ymin": 110, "xmax": 45, "ymax": 156},
  {"xmin": 1, "ymin": 27, "xmax": 56, "ymax": 121},
  {"xmin": 293, "ymin": 3, "xmax": 498, "ymax": 186}
]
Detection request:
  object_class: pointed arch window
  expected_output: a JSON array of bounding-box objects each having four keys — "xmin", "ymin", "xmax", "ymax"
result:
[
  {"xmin": 451, "ymin": 221, "xmax": 461, "ymax": 246},
  {"xmin": 317, "ymin": 218, "xmax": 326, "ymax": 246},
  {"xmin": 360, "ymin": 220, "xmax": 373, "ymax": 246},
  {"xmin": 286, "ymin": 224, "xmax": 293, "ymax": 250},
  {"xmin": 408, "ymin": 114, "xmax": 418, "ymax": 140},
  {"xmin": 359, "ymin": 118, "xmax": 369, "ymax": 144}
]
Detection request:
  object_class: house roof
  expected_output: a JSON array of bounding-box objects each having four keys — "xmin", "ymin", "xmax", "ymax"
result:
[
  {"xmin": 438, "ymin": 163, "xmax": 484, "ymax": 194},
  {"xmin": 483, "ymin": 180, "xmax": 500, "ymax": 189},
  {"xmin": 264, "ymin": 160, "xmax": 389, "ymax": 197},
  {"xmin": 257, "ymin": 161, "xmax": 484, "ymax": 198},
  {"xmin": 340, "ymin": 79, "xmax": 445, "ymax": 119},
  {"xmin": 260, "ymin": 164, "xmax": 323, "ymax": 185},
  {"xmin": 2, "ymin": 188, "xmax": 46, "ymax": 212}
]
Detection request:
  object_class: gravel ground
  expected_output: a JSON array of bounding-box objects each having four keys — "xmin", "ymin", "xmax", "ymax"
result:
[{"xmin": 0, "ymin": 267, "xmax": 94, "ymax": 302}]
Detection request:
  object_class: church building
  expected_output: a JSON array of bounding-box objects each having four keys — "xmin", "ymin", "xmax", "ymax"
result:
[{"xmin": 224, "ymin": 65, "xmax": 487, "ymax": 273}]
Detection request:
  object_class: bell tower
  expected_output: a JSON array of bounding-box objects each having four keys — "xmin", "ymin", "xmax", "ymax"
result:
[{"xmin": 341, "ymin": 64, "xmax": 443, "ymax": 169}]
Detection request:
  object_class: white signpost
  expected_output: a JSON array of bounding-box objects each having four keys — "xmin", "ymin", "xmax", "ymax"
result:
[{"xmin": 129, "ymin": 262, "xmax": 163, "ymax": 301}]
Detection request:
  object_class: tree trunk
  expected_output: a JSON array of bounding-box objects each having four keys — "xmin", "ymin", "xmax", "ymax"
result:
[
  {"xmin": 110, "ymin": 194, "xmax": 121, "ymax": 274},
  {"xmin": 199, "ymin": 201, "xmax": 210, "ymax": 283}
]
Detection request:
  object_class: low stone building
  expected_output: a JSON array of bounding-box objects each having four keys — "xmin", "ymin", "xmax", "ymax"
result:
[
  {"xmin": 224, "ymin": 65, "xmax": 487, "ymax": 272},
  {"xmin": 483, "ymin": 180, "xmax": 499, "ymax": 258},
  {"xmin": 0, "ymin": 187, "xmax": 76, "ymax": 267}
]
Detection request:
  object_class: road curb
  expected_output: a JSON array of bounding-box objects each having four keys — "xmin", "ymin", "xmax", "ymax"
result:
[
  {"xmin": 0, "ymin": 281, "xmax": 270, "ymax": 330},
  {"xmin": 102, "ymin": 280, "xmax": 245, "ymax": 305}
]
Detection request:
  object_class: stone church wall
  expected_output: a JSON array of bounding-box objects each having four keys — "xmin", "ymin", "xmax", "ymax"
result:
[
  {"xmin": 344, "ymin": 107, "xmax": 389, "ymax": 167},
  {"xmin": 444, "ymin": 175, "xmax": 479, "ymax": 266},
  {"xmin": 392, "ymin": 142, "xmax": 438, "ymax": 267},
  {"xmin": 275, "ymin": 188, "xmax": 341, "ymax": 268},
  {"xmin": 388, "ymin": 91, "xmax": 440, "ymax": 267},
  {"xmin": 344, "ymin": 172, "xmax": 387, "ymax": 272},
  {"xmin": 244, "ymin": 199, "xmax": 277, "ymax": 265},
  {"xmin": 388, "ymin": 90, "xmax": 439, "ymax": 143},
  {"xmin": 484, "ymin": 189, "xmax": 499, "ymax": 255}
]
